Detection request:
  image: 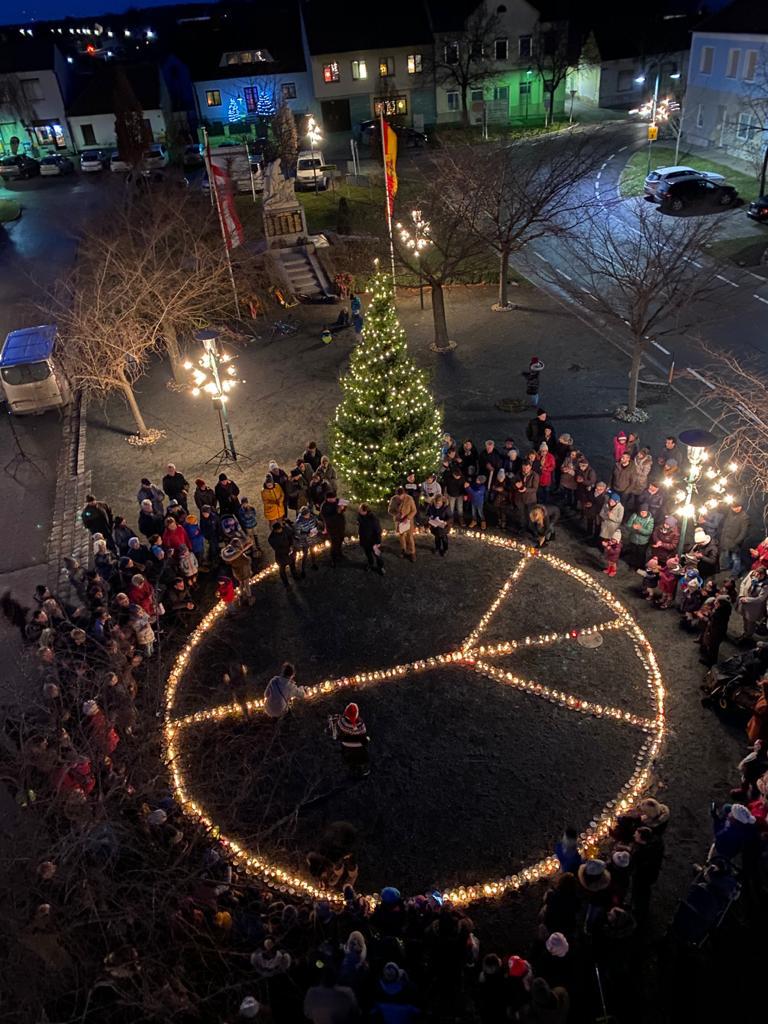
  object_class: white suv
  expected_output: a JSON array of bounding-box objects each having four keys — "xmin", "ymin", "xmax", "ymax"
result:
[{"xmin": 296, "ymin": 150, "xmax": 328, "ymax": 191}]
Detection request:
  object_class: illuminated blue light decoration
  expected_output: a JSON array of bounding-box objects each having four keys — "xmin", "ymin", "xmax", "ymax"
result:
[{"xmin": 228, "ymin": 96, "xmax": 246, "ymax": 122}]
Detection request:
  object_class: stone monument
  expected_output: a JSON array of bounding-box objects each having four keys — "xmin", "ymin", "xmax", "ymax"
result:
[{"xmin": 262, "ymin": 158, "xmax": 308, "ymax": 247}]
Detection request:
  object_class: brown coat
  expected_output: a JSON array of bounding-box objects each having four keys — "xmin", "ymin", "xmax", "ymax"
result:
[{"xmin": 388, "ymin": 492, "xmax": 417, "ymax": 527}]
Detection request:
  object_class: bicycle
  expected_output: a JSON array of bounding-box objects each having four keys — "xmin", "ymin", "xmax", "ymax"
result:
[{"xmin": 270, "ymin": 318, "xmax": 299, "ymax": 340}]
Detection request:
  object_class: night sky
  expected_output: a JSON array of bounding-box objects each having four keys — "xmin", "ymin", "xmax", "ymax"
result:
[{"xmin": 1, "ymin": 0, "xmax": 209, "ymax": 25}]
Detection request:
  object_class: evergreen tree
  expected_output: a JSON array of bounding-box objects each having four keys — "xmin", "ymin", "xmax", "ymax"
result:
[{"xmin": 330, "ymin": 267, "xmax": 443, "ymax": 503}]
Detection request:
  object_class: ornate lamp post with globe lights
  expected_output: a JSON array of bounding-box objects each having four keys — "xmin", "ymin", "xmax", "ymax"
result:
[
  {"xmin": 662, "ymin": 428, "xmax": 739, "ymax": 556},
  {"xmin": 184, "ymin": 328, "xmax": 246, "ymax": 466},
  {"xmin": 396, "ymin": 210, "xmax": 432, "ymax": 309}
]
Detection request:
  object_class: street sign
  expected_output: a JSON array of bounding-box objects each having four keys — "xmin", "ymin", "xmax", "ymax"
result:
[{"xmin": 648, "ymin": 124, "xmax": 658, "ymax": 141}]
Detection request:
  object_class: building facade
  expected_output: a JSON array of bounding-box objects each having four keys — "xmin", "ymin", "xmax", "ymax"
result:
[{"xmin": 0, "ymin": 40, "xmax": 75, "ymax": 155}]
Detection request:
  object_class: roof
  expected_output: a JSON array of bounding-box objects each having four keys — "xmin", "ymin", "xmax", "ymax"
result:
[
  {"xmin": 67, "ymin": 63, "xmax": 161, "ymax": 116},
  {"xmin": 695, "ymin": 0, "xmax": 768, "ymax": 37},
  {"xmin": 302, "ymin": 0, "xmax": 433, "ymax": 53},
  {"xmin": 592, "ymin": 13, "xmax": 697, "ymax": 62},
  {"xmin": 0, "ymin": 325, "xmax": 57, "ymax": 367}
]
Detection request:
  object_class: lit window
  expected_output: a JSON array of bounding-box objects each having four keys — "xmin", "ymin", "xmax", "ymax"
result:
[
  {"xmin": 374, "ymin": 96, "xmax": 407, "ymax": 116},
  {"xmin": 447, "ymin": 91, "xmax": 460, "ymax": 112},
  {"xmin": 726, "ymin": 48, "xmax": 741, "ymax": 78},
  {"xmin": 206, "ymin": 90, "xmax": 221, "ymax": 107},
  {"xmin": 699, "ymin": 45, "xmax": 713, "ymax": 74},
  {"xmin": 352, "ymin": 59, "xmax": 368, "ymax": 80},
  {"xmin": 518, "ymin": 35, "xmax": 532, "ymax": 58},
  {"xmin": 323, "ymin": 62, "xmax": 340, "ymax": 83},
  {"xmin": 407, "ymin": 53, "xmax": 422, "ymax": 74},
  {"xmin": 495, "ymin": 38, "xmax": 508, "ymax": 60},
  {"xmin": 379, "ymin": 56, "xmax": 394, "ymax": 77},
  {"xmin": 281, "ymin": 82, "xmax": 297, "ymax": 100}
]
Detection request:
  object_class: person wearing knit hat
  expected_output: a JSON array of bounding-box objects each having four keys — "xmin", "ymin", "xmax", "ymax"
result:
[
  {"xmin": 138, "ymin": 500, "xmax": 164, "ymax": 540},
  {"xmin": 577, "ymin": 859, "xmax": 611, "ymax": 892},
  {"xmin": 334, "ymin": 702, "xmax": 370, "ymax": 778},
  {"xmin": 525, "ymin": 356, "xmax": 544, "ymax": 406},
  {"xmin": 712, "ymin": 801, "xmax": 758, "ymax": 861},
  {"xmin": 238, "ymin": 996, "xmax": 260, "ymax": 1018},
  {"xmin": 82, "ymin": 700, "xmax": 99, "ymax": 717},
  {"xmin": 545, "ymin": 932, "xmax": 569, "ymax": 958},
  {"xmin": 528, "ymin": 976, "xmax": 570, "ymax": 1019},
  {"xmin": 506, "ymin": 956, "xmax": 533, "ymax": 1017}
]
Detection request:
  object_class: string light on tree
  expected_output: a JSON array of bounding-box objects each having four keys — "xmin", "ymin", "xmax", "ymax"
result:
[
  {"xmin": 396, "ymin": 209, "xmax": 432, "ymax": 309},
  {"xmin": 228, "ymin": 96, "xmax": 245, "ymax": 123},
  {"xmin": 329, "ymin": 264, "xmax": 443, "ymax": 502}
]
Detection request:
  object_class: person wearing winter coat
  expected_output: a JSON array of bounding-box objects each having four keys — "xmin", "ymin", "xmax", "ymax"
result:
[
  {"xmin": 128, "ymin": 574, "xmax": 157, "ymax": 617},
  {"xmin": 264, "ymin": 662, "xmax": 306, "ymax": 718},
  {"xmin": 293, "ymin": 506, "xmax": 320, "ymax": 575},
  {"xmin": 536, "ymin": 443, "xmax": 556, "ymax": 502},
  {"xmin": 468, "ymin": 475, "xmax": 488, "ymax": 529},
  {"xmin": 581, "ymin": 480, "xmax": 607, "ymax": 539},
  {"xmin": 473, "ymin": 953, "xmax": 507, "ymax": 1024},
  {"xmin": 198, "ymin": 506, "xmax": 221, "ymax": 565},
  {"xmin": 321, "ymin": 495, "xmax": 347, "ymax": 566},
  {"xmin": 136, "ymin": 478, "xmax": 165, "ymax": 515},
  {"xmin": 112, "ymin": 516, "xmax": 137, "ymax": 555},
  {"xmin": 719, "ymin": 502, "xmax": 750, "ymax": 576},
  {"xmin": 526, "ymin": 409, "xmax": 554, "ymax": 448},
  {"xmin": 183, "ymin": 515, "xmax": 205, "ymax": 562},
  {"xmin": 164, "ymin": 577, "xmax": 196, "ymax": 622},
  {"xmin": 162, "ymin": 464, "xmax": 189, "ymax": 511},
  {"xmin": 443, "ymin": 466, "xmax": 468, "ymax": 526},
  {"xmin": 318, "ymin": 455, "xmax": 337, "ymax": 491},
  {"xmin": 699, "ymin": 595, "xmax": 732, "ymax": 666},
  {"xmin": 738, "ymin": 566, "xmax": 768, "ymax": 638},
  {"xmin": 261, "ymin": 474, "xmax": 286, "ymax": 523},
  {"xmin": 193, "ymin": 478, "xmax": 216, "ymax": 513},
  {"xmin": 177, "ymin": 544, "xmax": 198, "ymax": 588},
  {"xmin": 303, "ymin": 441, "xmax": 322, "ymax": 472},
  {"xmin": 217, "ymin": 574, "xmax": 236, "ymax": 604},
  {"xmin": 129, "ymin": 603, "xmax": 155, "ymax": 657},
  {"xmin": 421, "ymin": 472, "xmax": 442, "ymax": 505},
  {"xmin": 427, "ymin": 495, "xmax": 450, "ymax": 555},
  {"xmin": 267, "ymin": 520, "xmax": 298, "ymax": 585},
  {"xmin": 94, "ymin": 539, "xmax": 117, "ymax": 584},
  {"xmin": 686, "ymin": 528, "xmax": 719, "ymax": 577},
  {"xmin": 747, "ymin": 680, "xmax": 768, "ymax": 743},
  {"xmin": 162, "ymin": 517, "xmax": 188, "ymax": 554},
  {"xmin": 81, "ymin": 495, "xmax": 115, "ymax": 546},
  {"xmin": 513, "ymin": 464, "xmax": 540, "ymax": 529},
  {"xmin": 712, "ymin": 803, "xmax": 759, "ymax": 861},
  {"xmin": 214, "ymin": 473, "xmax": 240, "ymax": 516},
  {"xmin": 558, "ymin": 451, "xmax": 578, "ymax": 507},
  {"xmin": 610, "ymin": 452, "xmax": 636, "ymax": 500},
  {"xmin": 358, "ymin": 504, "xmax": 384, "ymax": 574},
  {"xmin": 459, "ymin": 439, "xmax": 480, "ymax": 478},
  {"xmin": 602, "ymin": 530, "xmax": 622, "ymax": 577},
  {"xmin": 624, "ymin": 507, "xmax": 654, "ymax": 567},
  {"xmin": 574, "ymin": 457, "xmax": 597, "ymax": 507},
  {"xmin": 599, "ymin": 492, "xmax": 624, "ymax": 541},
  {"xmin": 612, "ymin": 431, "xmax": 628, "ymax": 463},
  {"xmin": 630, "ymin": 827, "xmax": 664, "ymax": 927},
  {"xmin": 637, "ymin": 480, "xmax": 665, "ymax": 523},
  {"xmin": 138, "ymin": 500, "xmax": 164, "ymax": 539},
  {"xmin": 623, "ymin": 448, "xmax": 653, "ymax": 515},
  {"xmin": 388, "ymin": 487, "xmax": 417, "ymax": 561},
  {"xmin": 527, "ymin": 504, "xmax": 559, "ymax": 547},
  {"xmin": 336, "ymin": 701, "xmax": 370, "ymax": 777},
  {"xmin": 650, "ymin": 516, "xmax": 680, "ymax": 565},
  {"xmin": 285, "ymin": 467, "xmax": 309, "ymax": 515}
]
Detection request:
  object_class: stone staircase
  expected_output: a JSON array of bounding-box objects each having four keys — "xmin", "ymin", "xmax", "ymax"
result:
[{"xmin": 277, "ymin": 246, "xmax": 333, "ymax": 302}]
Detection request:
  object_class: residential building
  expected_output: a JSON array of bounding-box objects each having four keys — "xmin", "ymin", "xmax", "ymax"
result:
[
  {"xmin": 66, "ymin": 58, "xmax": 196, "ymax": 151},
  {"xmin": 300, "ymin": 0, "xmax": 435, "ymax": 134},
  {"xmin": 683, "ymin": 0, "xmax": 768, "ymax": 169},
  {"xmin": 0, "ymin": 36, "xmax": 75, "ymax": 155},
  {"xmin": 427, "ymin": 0, "xmax": 569, "ymax": 126}
]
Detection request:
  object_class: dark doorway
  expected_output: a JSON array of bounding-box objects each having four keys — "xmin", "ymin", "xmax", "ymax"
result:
[{"xmin": 320, "ymin": 99, "xmax": 351, "ymax": 133}]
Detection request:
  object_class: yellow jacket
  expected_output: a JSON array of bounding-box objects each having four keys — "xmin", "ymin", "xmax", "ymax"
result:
[{"xmin": 261, "ymin": 483, "xmax": 285, "ymax": 521}]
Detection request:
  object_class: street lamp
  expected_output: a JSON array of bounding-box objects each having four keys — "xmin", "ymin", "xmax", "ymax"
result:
[
  {"xmin": 184, "ymin": 329, "xmax": 246, "ymax": 466},
  {"xmin": 670, "ymin": 428, "xmax": 730, "ymax": 555},
  {"xmin": 305, "ymin": 115, "xmax": 323, "ymax": 193},
  {"xmin": 396, "ymin": 210, "xmax": 432, "ymax": 309}
]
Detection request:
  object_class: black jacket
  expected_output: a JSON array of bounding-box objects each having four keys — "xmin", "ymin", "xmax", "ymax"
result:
[
  {"xmin": 526, "ymin": 416, "xmax": 554, "ymax": 447},
  {"xmin": 357, "ymin": 512, "xmax": 382, "ymax": 547},
  {"xmin": 268, "ymin": 524, "xmax": 295, "ymax": 560},
  {"xmin": 162, "ymin": 472, "xmax": 189, "ymax": 502},
  {"xmin": 138, "ymin": 509, "xmax": 164, "ymax": 538},
  {"xmin": 215, "ymin": 480, "xmax": 240, "ymax": 515}
]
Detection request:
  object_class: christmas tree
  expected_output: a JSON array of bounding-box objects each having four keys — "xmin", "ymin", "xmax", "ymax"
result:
[{"xmin": 330, "ymin": 267, "xmax": 443, "ymax": 503}]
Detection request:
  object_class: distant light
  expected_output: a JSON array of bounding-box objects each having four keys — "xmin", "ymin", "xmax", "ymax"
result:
[
  {"xmin": 146, "ymin": 28, "xmax": 155, "ymax": 38},
  {"xmin": 67, "ymin": 56, "xmax": 73, "ymax": 63},
  {"xmin": 106, "ymin": 50, "xmax": 113, "ymax": 57},
  {"xmin": 124, "ymin": 28, "xmax": 131, "ymax": 36},
  {"xmin": 670, "ymin": 72, "xmax": 681, "ymax": 79},
  {"xmin": 634, "ymin": 75, "xmax": 646, "ymax": 84},
  {"xmin": 107, "ymin": 29, "xmax": 113, "ymax": 37}
]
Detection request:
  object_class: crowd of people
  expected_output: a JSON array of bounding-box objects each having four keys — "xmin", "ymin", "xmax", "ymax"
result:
[{"xmin": 4, "ymin": 412, "xmax": 768, "ymax": 1021}]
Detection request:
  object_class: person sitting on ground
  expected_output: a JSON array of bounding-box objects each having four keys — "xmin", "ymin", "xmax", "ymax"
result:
[
  {"xmin": 527, "ymin": 503, "xmax": 559, "ymax": 548},
  {"xmin": 264, "ymin": 662, "xmax": 306, "ymax": 719}
]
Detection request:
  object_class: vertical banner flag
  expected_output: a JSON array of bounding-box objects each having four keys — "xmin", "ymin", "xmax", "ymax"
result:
[
  {"xmin": 210, "ymin": 162, "xmax": 245, "ymax": 250},
  {"xmin": 382, "ymin": 120, "xmax": 398, "ymax": 216}
]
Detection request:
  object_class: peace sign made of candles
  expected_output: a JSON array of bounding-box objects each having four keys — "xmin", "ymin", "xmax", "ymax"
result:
[{"xmin": 163, "ymin": 531, "xmax": 665, "ymax": 906}]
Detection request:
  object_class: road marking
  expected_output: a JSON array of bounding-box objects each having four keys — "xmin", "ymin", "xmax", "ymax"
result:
[
  {"xmin": 754, "ymin": 294, "xmax": 768, "ymax": 305},
  {"xmin": 683, "ymin": 256, "xmax": 703, "ymax": 267},
  {"xmin": 748, "ymin": 271, "xmax": 765, "ymax": 281},
  {"xmin": 600, "ymin": 161, "xmax": 608, "ymax": 172},
  {"xmin": 687, "ymin": 367, "xmax": 715, "ymax": 390},
  {"xmin": 651, "ymin": 340, "xmax": 671, "ymax": 355},
  {"xmin": 534, "ymin": 251, "xmax": 550, "ymax": 263},
  {"xmin": 618, "ymin": 145, "xmax": 628, "ymax": 153},
  {"xmin": 579, "ymin": 286, "xmax": 592, "ymax": 294},
  {"xmin": 555, "ymin": 267, "xmax": 573, "ymax": 280},
  {"xmin": 715, "ymin": 274, "xmax": 739, "ymax": 287}
]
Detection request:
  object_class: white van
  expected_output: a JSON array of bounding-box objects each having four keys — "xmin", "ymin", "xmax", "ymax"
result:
[{"xmin": 296, "ymin": 150, "xmax": 328, "ymax": 191}]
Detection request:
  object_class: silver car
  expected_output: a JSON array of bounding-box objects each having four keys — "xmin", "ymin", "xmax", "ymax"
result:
[{"xmin": 644, "ymin": 165, "xmax": 725, "ymax": 200}]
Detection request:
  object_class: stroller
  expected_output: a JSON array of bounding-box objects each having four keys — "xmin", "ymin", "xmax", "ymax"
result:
[
  {"xmin": 701, "ymin": 642, "xmax": 768, "ymax": 711},
  {"xmin": 668, "ymin": 857, "xmax": 741, "ymax": 949}
]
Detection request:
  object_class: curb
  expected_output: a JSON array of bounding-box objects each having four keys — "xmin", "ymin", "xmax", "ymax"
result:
[{"xmin": 47, "ymin": 394, "xmax": 91, "ymax": 598}]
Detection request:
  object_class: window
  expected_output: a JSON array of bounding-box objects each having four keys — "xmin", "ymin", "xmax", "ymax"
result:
[
  {"xmin": 519, "ymin": 81, "xmax": 531, "ymax": 97},
  {"xmin": 726, "ymin": 48, "xmax": 741, "ymax": 78},
  {"xmin": 518, "ymin": 35, "xmax": 532, "ymax": 58},
  {"xmin": 471, "ymin": 40, "xmax": 484, "ymax": 60},
  {"xmin": 494, "ymin": 37, "xmax": 508, "ymax": 60},
  {"xmin": 744, "ymin": 49, "xmax": 758, "ymax": 82},
  {"xmin": 80, "ymin": 123, "xmax": 96, "ymax": 146},
  {"xmin": 281, "ymin": 81, "xmax": 296, "ymax": 100},
  {"xmin": 445, "ymin": 41, "xmax": 459, "ymax": 64},
  {"xmin": 493, "ymin": 85, "xmax": 509, "ymax": 102},
  {"xmin": 206, "ymin": 89, "xmax": 221, "ymax": 107},
  {"xmin": 699, "ymin": 45, "xmax": 714, "ymax": 74},
  {"xmin": 695, "ymin": 103, "xmax": 703, "ymax": 128},
  {"xmin": 617, "ymin": 69, "xmax": 635, "ymax": 92},
  {"xmin": 407, "ymin": 53, "xmax": 422, "ymax": 74},
  {"xmin": 471, "ymin": 89, "xmax": 484, "ymax": 102},
  {"xmin": 373, "ymin": 95, "xmax": 407, "ymax": 116},
  {"xmin": 736, "ymin": 111, "xmax": 755, "ymax": 142},
  {"xmin": 222, "ymin": 49, "xmax": 272, "ymax": 65},
  {"xmin": 447, "ymin": 91, "xmax": 460, "ymax": 112},
  {"xmin": 323, "ymin": 62, "xmax": 340, "ymax": 83},
  {"xmin": 20, "ymin": 78, "xmax": 43, "ymax": 101},
  {"xmin": 1, "ymin": 361, "xmax": 51, "ymax": 386},
  {"xmin": 379, "ymin": 57, "xmax": 394, "ymax": 77},
  {"xmin": 351, "ymin": 59, "xmax": 368, "ymax": 80},
  {"xmin": 243, "ymin": 86, "xmax": 257, "ymax": 112}
]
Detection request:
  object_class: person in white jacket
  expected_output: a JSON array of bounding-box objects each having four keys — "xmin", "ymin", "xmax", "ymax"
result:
[
  {"xmin": 599, "ymin": 492, "xmax": 624, "ymax": 541},
  {"xmin": 264, "ymin": 662, "xmax": 306, "ymax": 718}
]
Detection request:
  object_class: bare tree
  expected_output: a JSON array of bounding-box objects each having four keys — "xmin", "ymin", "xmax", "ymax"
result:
[
  {"xmin": 429, "ymin": 5, "xmax": 501, "ymax": 126},
  {"xmin": 532, "ymin": 20, "xmax": 573, "ymax": 127},
  {"xmin": 554, "ymin": 204, "xmax": 720, "ymax": 416},
  {"xmin": 441, "ymin": 133, "xmax": 608, "ymax": 309},
  {"xmin": 113, "ymin": 68, "xmax": 150, "ymax": 169},
  {"xmin": 46, "ymin": 191, "xmax": 236, "ymax": 436}
]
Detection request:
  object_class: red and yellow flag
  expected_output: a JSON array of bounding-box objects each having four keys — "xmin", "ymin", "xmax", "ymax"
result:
[{"xmin": 382, "ymin": 120, "xmax": 398, "ymax": 216}]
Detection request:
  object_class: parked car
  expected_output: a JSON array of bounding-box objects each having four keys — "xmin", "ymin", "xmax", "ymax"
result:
[
  {"xmin": 356, "ymin": 120, "xmax": 428, "ymax": 148},
  {"xmin": 747, "ymin": 195, "xmax": 768, "ymax": 223},
  {"xmin": 142, "ymin": 144, "xmax": 168, "ymax": 171},
  {"xmin": 110, "ymin": 151, "xmax": 131, "ymax": 172},
  {"xmin": 182, "ymin": 143, "xmax": 203, "ymax": 168},
  {"xmin": 644, "ymin": 165, "xmax": 725, "ymax": 200},
  {"xmin": 39, "ymin": 154, "xmax": 75, "ymax": 177},
  {"xmin": 80, "ymin": 148, "xmax": 110, "ymax": 172},
  {"xmin": 657, "ymin": 177, "xmax": 739, "ymax": 213},
  {"xmin": 0, "ymin": 154, "xmax": 40, "ymax": 181},
  {"xmin": 295, "ymin": 150, "xmax": 328, "ymax": 191}
]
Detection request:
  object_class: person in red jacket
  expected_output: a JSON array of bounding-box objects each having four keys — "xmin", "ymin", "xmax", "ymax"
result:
[
  {"xmin": 51, "ymin": 756, "xmax": 96, "ymax": 798},
  {"xmin": 82, "ymin": 699, "xmax": 120, "ymax": 756},
  {"xmin": 602, "ymin": 530, "xmax": 622, "ymax": 577},
  {"xmin": 162, "ymin": 517, "xmax": 188, "ymax": 554},
  {"xmin": 536, "ymin": 443, "xmax": 556, "ymax": 503},
  {"xmin": 128, "ymin": 574, "xmax": 156, "ymax": 617},
  {"xmin": 749, "ymin": 537, "xmax": 768, "ymax": 571},
  {"xmin": 217, "ymin": 575, "xmax": 236, "ymax": 604}
]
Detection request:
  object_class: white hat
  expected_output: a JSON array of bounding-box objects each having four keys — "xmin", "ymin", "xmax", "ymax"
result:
[
  {"xmin": 82, "ymin": 700, "xmax": 99, "ymax": 717},
  {"xmin": 141, "ymin": 499, "xmax": 153, "ymax": 511},
  {"xmin": 147, "ymin": 808, "xmax": 168, "ymax": 826},
  {"xmin": 694, "ymin": 528, "xmax": 710, "ymax": 545},
  {"xmin": 612, "ymin": 849, "xmax": 631, "ymax": 869},
  {"xmin": 730, "ymin": 803, "xmax": 756, "ymax": 825},
  {"xmin": 545, "ymin": 932, "xmax": 569, "ymax": 957},
  {"xmin": 239, "ymin": 996, "xmax": 261, "ymax": 1018}
]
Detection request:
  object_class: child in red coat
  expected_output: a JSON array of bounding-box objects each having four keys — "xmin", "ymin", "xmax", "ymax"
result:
[
  {"xmin": 602, "ymin": 529, "xmax": 622, "ymax": 577},
  {"xmin": 217, "ymin": 575, "xmax": 236, "ymax": 604}
]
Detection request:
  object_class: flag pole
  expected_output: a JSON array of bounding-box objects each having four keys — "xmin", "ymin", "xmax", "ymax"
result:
[
  {"xmin": 379, "ymin": 108, "xmax": 397, "ymax": 293},
  {"xmin": 204, "ymin": 127, "xmax": 241, "ymax": 319}
]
